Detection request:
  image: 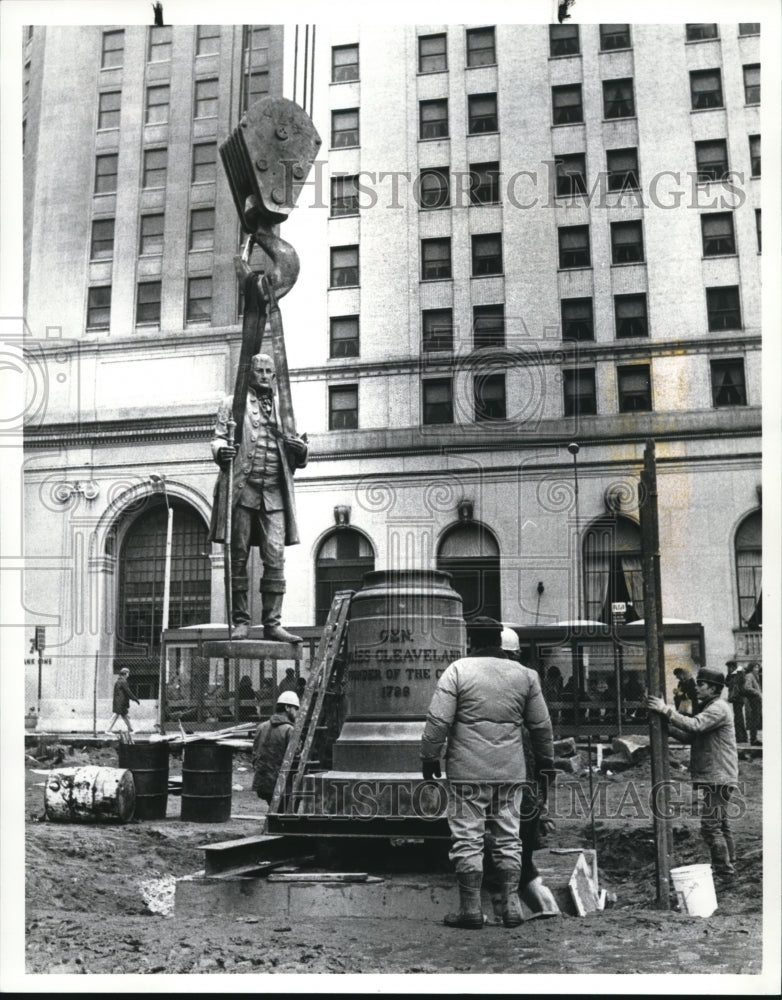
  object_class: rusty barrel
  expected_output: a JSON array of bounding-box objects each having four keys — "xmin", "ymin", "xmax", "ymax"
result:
[
  {"xmin": 44, "ymin": 766, "xmax": 135, "ymax": 823},
  {"xmin": 333, "ymin": 569, "xmax": 466, "ymax": 771},
  {"xmin": 117, "ymin": 741, "xmax": 169, "ymax": 820},
  {"xmin": 180, "ymin": 742, "xmax": 233, "ymax": 822}
]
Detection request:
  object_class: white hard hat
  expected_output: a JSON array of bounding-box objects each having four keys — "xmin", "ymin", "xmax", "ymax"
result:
[
  {"xmin": 277, "ymin": 690, "xmax": 300, "ymax": 708},
  {"xmin": 501, "ymin": 626, "xmax": 520, "ymax": 652}
]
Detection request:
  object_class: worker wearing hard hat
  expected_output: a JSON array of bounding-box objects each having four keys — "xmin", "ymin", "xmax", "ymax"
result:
[{"xmin": 252, "ymin": 689, "xmax": 300, "ymax": 804}]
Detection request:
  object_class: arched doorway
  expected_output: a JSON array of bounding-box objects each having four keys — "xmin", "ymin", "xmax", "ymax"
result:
[
  {"xmin": 735, "ymin": 510, "xmax": 762, "ymax": 629},
  {"xmin": 437, "ymin": 522, "xmax": 501, "ymax": 620},
  {"xmin": 115, "ymin": 499, "xmax": 211, "ymax": 697},
  {"xmin": 315, "ymin": 528, "xmax": 375, "ymax": 625},
  {"xmin": 583, "ymin": 515, "xmax": 643, "ymax": 624}
]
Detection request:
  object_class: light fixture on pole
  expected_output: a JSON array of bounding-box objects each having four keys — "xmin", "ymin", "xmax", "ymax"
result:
[
  {"xmin": 149, "ymin": 474, "xmax": 173, "ymax": 634},
  {"xmin": 567, "ymin": 442, "xmax": 582, "ymax": 621}
]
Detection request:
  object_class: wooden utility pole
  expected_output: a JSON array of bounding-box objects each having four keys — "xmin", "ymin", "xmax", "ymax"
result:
[{"xmin": 639, "ymin": 439, "xmax": 672, "ymax": 908}]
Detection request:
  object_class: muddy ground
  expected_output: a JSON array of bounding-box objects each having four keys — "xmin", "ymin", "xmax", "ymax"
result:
[{"xmin": 22, "ymin": 739, "xmax": 764, "ymax": 979}]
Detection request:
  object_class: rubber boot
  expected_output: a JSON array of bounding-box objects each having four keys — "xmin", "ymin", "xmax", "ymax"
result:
[
  {"xmin": 520, "ymin": 876, "xmax": 561, "ymax": 919},
  {"xmin": 262, "ymin": 591, "xmax": 302, "ymax": 644},
  {"xmin": 443, "ymin": 872, "xmax": 484, "ymax": 929},
  {"xmin": 498, "ymin": 871, "xmax": 524, "ymax": 927}
]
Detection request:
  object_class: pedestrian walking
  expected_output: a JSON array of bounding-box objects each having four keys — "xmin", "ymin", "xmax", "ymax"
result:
[
  {"xmin": 421, "ymin": 616, "xmax": 554, "ymax": 928},
  {"xmin": 725, "ymin": 660, "xmax": 747, "ymax": 744},
  {"xmin": 647, "ymin": 667, "xmax": 739, "ymax": 883},
  {"xmin": 107, "ymin": 668, "xmax": 140, "ymax": 739},
  {"xmin": 743, "ymin": 662, "xmax": 762, "ymax": 745}
]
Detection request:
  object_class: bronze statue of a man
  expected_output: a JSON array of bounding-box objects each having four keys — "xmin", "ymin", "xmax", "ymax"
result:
[{"xmin": 209, "ymin": 353, "xmax": 308, "ymax": 642}]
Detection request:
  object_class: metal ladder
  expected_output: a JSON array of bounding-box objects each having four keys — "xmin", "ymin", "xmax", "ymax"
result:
[{"xmin": 267, "ymin": 590, "xmax": 353, "ymax": 817}]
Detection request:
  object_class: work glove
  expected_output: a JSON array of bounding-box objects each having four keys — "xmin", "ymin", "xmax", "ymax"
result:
[{"xmin": 422, "ymin": 759, "xmax": 442, "ymax": 781}]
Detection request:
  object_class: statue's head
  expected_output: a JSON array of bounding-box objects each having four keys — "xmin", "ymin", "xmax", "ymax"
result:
[{"xmin": 250, "ymin": 353, "xmax": 276, "ymax": 394}]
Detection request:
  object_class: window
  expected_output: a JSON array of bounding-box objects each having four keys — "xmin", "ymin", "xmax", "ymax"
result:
[
  {"xmin": 330, "ymin": 246, "xmax": 359, "ymax": 287},
  {"xmin": 466, "ymin": 26, "xmax": 495, "ymax": 67},
  {"xmin": 94, "ymin": 153, "xmax": 118, "ymax": 194},
  {"xmin": 735, "ymin": 512, "xmax": 762, "ymax": 630},
  {"xmin": 561, "ymin": 298, "xmax": 594, "ymax": 341},
  {"xmin": 617, "ymin": 365, "xmax": 651, "ymax": 412},
  {"xmin": 437, "ymin": 523, "xmax": 501, "ymax": 621},
  {"xmin": 329, "ymin": 385, "xmax": 358, "ymax": 429},
  {"xmin": 87, "ymin": 286, "xmax": 111, "ymax": 329},
  {"xmin": 695, "ymin": 139, "xmax": 728, "ymax": 182},
  {"xmin": 419, "ymin": 100, "xmax": 448, "ymax": 140},
  {"xmin": 584, "ymin": 516, "xmax": 644, "ymax": 624},
  {"xmin": 332, "ymin": 109, "xmax": 359, "ymax": 147},
  {"xmin": 196, "ymin": 25, "xmax": 221, "ymax": 56},
  {"xmin": 90, "ymin": 218, "xmax": 115, "ymax": 260},
  {"xmin": 474, "ymin": 372, "xmax": 506, "ymax": 421},
  {"xmin": 555, "ymin": 153, "xmax": 587, "ymax": 196},
  {"xmin": 706, "ymin": 286, "xmax": 742, "ymax": 330},
  {"xmin": 603, "ymin": 78, "xmax": 635, "ymax": 118},
  {"xmin": 247, "ymin": 70, "xmax": 269, "ymax": 103},
  {"xmin": 423, "ymin": 378, "xmax": 453, "ymax": 425},
  {"xmin": 711, "ymin": 358, "xmax": 747, "ymax": 407},
  {"xmin": 101, "ymin": 29, "xmax": 124, "ymax": 68},
  {"xmin": 330, "ymin": 316, "xmax": 359, "ymax": 358},
  {"xmin": 421, "ymin": 238, "xmax": 451, "ymax": 280},
  {"xmin": 600, "ymin": 24, "xmax": 630, "ymax": 50},
  {"xmin": 756, "ymin": 209, "xmax": 761, "ymax": 252},
  {"xmin": 468, "ymin": 93, "xmax": 498, "ymax": 134},
  {"xmin": 422, "ymin": 309, "xmax": 454, "ymax": 352},
  {"xmin": 473, "ymin": 305, "xmax": 505, "ymax": 347},
  {"xmin": 98, "ymin": 90, "xmax": 121, "ymax": 129},
  {"xmin": 563, "ymin": 368, "xmax": 596, "ymax": 416},
  {"xmin": 471, "ymin": 233, "xmax": 503, "ymax": 275},
  {"xmin": 143, "ymin": 148, "xmax": 167, "ymax": 188},
  {"xmin": 189, "ymin": 208, "xmax": 214, "ymax": 251},
  {"xmin": 749, "ymin": 134, "xmax": 760, "ymax": 177},
  {"xmin": 550, "ymin": 24, "xmax": 579, "ymax": 56},
  {"xmin": 419, "ymin": 33, "xmax": 447, "ymax": 73},
  {"xmin": 558, "ymin": 225, "xmax": 590, "ymax": 268},
  {"xmin": 148, "ymin": 25, "xmax": 172, "ymax": 61},
  {"xmin": 248, "ymin": 26, "xmax": 269, "ymax": 69},
  {"xmin": 552, "ymin": 84, "xmax": 583, "ymax": 124},
  {"xmin": 615, "ymin": 294, "xmax": 648, "ymax": 338},
  {"xmin": 606, "ymin": 147, "xmax": 639, "ymax": 191},
  {"xmin": 686, "ymin": 24, "xmax": 718, "ymax": 41},
  {"xmin": 743, "ymin": 64, "xmax": 760, "ymax": 104},
  {"xmin": 140, "ymin": 213, "xmax": 165, "ymax": 255},
  {"xmin": 136, "ymin": 281, "xmax": 161, "ymax": 325},
  {"xmin": 739, "ymin": 23, "xmax": 760, "ymax": 35},
  {"xmin": 418, "ymin": 168, "xmax": 450, "ymax": 209},
  {"xmin": 332, "ymin": 44, "xmax": 359, "ymax": 82},
  {"xmin": 701, "ymin": 213, "xmax": 736, "ymax": 256},
  {"xmin": 195, "ymin": 78, "xmax": 218, "ymax": 118},
  {"xmin": 145, "ymin": 84, "xmax": 170, "ymax": 124},
  {"xmin": 331, "ymin": 175, "xmax": 359, "ymax": 217},
  {"xmin": 187, "ymin": 277, "xmax": 212, "ymax": 323},
  {"xmin": 690, "ymin": 69, "xmax": 723, "ymax": 109},
  {"xmin": 191, "ymin": 142, "xmax": 216, "ymax": 183},
  {"xmin": 611, "ymin": 220, "xmax": 644, "ymax": 263},
  {"xmin": 469, "ymin": 162, "xmax": 500, "ymax": 205},
  {"xmin": 315, "ymin": 530, "xmax": 374, "ymax": 625}
]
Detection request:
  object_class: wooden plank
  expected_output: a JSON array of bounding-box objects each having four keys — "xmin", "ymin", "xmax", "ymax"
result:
[
  {"xmin": 211, "ymin": 856, "xmax": 315, "ymax": 880},
  {"xmin": 568, "ymin": 854, "xmax": 601, "ymax": 917},
  {"xmin": 266, "ymin": 873, "xmax": 378, "ymax": 883}
]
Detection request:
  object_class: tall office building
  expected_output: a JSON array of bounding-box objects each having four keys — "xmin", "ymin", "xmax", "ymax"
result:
[{"xmin": 23, "ymin": 23, "xmax": 762, "ymax": 727}]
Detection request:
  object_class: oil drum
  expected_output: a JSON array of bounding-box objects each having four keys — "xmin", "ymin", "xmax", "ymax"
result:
[
  {"xmin": 180, "ymin": 742, "xmax": 233, "ymax": 822},
  {"xmin": 118, "ymin": 740, "xmax": 169, "ymax": 820},
  {"xmin": 44, "ymin": 766, "xmax": 136, "ymax": 823}
]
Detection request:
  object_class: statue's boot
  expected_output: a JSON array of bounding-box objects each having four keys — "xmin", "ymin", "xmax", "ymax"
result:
[
  {"xmin": 232, "ymin": 576, "xmax": 251, "ymax": 640},
  {"xmin": 443, "ymin": 872, "xmax": 484, "ymax": 929},
  {"xmin": 520, "ymin": 876, "xmax": 561, "ymax": 919},
  {"xmin": 262, "ymin": 591, "xmax": 302, "ymax": 644}
]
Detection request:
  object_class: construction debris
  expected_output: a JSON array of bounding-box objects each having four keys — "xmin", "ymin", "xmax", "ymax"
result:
[
  {"xmin": 611, "ymin": 734, "xmax": 651, "ymax": 765},
  {"xmin": 553, "ymin": 737, "xmax": 577, "ymax": 758}
]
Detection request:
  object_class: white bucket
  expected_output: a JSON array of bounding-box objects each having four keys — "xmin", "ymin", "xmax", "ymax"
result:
[{"xmin": 670, "ymin": 863, "xmax": 718, "ymax": 917}]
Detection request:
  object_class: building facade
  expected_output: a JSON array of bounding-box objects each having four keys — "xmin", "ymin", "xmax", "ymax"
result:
[{"xmin": 23, "ymin": 23, "xmax": 762, "ymax": 728}]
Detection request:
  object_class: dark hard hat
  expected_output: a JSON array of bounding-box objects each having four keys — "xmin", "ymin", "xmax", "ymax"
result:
[
  {"xmin": 697, "ymin": 668, "xmax": 726, "ymax": 688},
  {"xmin": 466, "ymin": 615, "xmax": 502, "ymax": 645}
]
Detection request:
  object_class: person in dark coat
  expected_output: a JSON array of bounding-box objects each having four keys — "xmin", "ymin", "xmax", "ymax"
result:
[
  {"xmin": 725, "ymin": 661, "xmax": 747, "ymax": 743},
  {"xmin": 252, "ymin": 690, "xmax": 300, "ymax": 804},
  {"xmin": 107, "ymin": 668, "xmax": 140, "ymax": 738}
]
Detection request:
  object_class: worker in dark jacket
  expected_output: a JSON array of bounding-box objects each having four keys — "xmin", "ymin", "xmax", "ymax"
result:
[
  {"xmin": 421, "ymin": 616, "xmax": 554, "ymax": 929},
  {"xmin": 647, "ymin": 667, "xmax": 739, "ymax": 883},
  {"xmin": 107, "ymin": 668, "xmax": 141, "ymax": 739},
  {"xmin": 252, "ymin": 690, "xmax": 300, "ymax": 803}
]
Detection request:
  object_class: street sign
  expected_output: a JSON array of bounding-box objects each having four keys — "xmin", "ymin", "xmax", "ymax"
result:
[{"xmin": 34, "ymin": 626, "xmax": 46, "ymax": 652}]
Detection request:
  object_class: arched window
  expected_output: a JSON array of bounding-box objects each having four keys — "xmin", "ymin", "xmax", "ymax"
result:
[
  {"xmin": 735, "ymin": 511, "xmax": 762, "ymax": 629},
  {"xmin": 115, "ymin": 500, "xmax": 210, "ymax": 696},
  {"xmin": 437, "ymin": 522, "xmax": 501, "ymax": 620},
  {"xmin": 583, "ymin": 515, "xmax": 643, "ymax": 623},
  {"xmin": 315, "ymin": 529, "xmax": 375, "ymax": 625}
]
